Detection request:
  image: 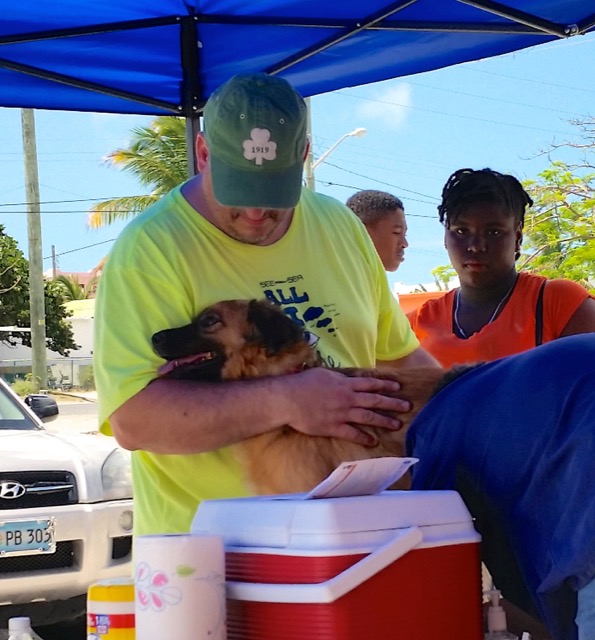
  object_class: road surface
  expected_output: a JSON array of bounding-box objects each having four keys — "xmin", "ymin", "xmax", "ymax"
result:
[{"xmin": 49, "ymin": 398, "xmax": 99, "ymax": 433}]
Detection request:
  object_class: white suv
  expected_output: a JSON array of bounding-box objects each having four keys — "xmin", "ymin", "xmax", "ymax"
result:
[{"xmin": 0, "ymin": 378, "xmax": 133, "ymax": 628}]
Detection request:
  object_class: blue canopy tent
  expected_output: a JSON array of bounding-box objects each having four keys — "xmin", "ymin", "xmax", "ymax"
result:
[{"xmin": 1, "ymin": 1, "xmax": 594, "ymax": 169}]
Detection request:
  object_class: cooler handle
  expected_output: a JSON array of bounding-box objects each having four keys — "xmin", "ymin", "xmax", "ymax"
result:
[{"xmin": 226, "ymin": 526, "xmax": 422, "ymax": 604}]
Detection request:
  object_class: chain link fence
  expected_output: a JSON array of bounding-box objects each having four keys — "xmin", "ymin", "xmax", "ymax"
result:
[{"xmin": 0, "ymin": 357, "xmax": 95, "ymax": 391}]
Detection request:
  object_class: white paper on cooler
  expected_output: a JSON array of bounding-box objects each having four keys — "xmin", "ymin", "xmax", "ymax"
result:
[
  {"xmin": 305, "ymin": 456, "xmax": 419, "ymax": 499},
  {"xmin": 134, "ymin": 533, "xmax": 226, "ymax": 640}
]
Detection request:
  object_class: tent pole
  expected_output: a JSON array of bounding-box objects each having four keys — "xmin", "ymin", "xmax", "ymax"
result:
[
  {"xmin": 186, "ymin": 115, "xmax": 200, "ymax": 177},
  {"xmin": 180, "ymin": 15, "xmax": 201, "ymax": 178}
]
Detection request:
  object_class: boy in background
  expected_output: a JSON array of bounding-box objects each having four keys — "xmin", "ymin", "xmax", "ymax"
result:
[{"xmin": 346, "ymin": 189, "xmax": 408, "ymax": 272}]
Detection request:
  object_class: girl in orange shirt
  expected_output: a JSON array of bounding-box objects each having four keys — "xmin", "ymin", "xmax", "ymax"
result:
[{"xmin": 408, "ymin": 168, "xmax": 595, "ymax": 368}]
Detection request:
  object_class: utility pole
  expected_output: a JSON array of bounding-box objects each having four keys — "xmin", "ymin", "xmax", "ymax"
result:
[
  {"xmin": 304, "ymin": 97, "xmax": 315, "ymax": 191},
  {"xmin": 51, "ymin": 245, "xmax": 58, "ymax": 278},
  {"xmin": 21, "ymin": 108, "xmax": 47, "ymax": 391},
  {"xmin": 303, "ymin": 98, "xmax": 366, "ymax": 191}
]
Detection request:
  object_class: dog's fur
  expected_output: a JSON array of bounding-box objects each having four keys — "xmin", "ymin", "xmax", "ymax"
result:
[{"xmin": 152, "ymin": 299, "xmax": 446, "ymax": 495}]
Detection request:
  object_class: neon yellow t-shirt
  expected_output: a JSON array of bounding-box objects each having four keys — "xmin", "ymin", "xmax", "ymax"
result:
[{"xmin": 94, "ymin": 185, "xmax": 419, "ymax": 535}]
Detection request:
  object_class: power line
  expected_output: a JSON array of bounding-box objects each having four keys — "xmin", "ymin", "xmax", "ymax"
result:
[
  {"xmin": 322, "ymin": 160, "xmax": 440, "ymax": 202},
  {"xmin": 0, "ymin": 196, "xmax": 135, "ymax": 207},
  {"xmin": 461, "ymin": 65, "xmax": 595, "ymax": 95},
  {"xmin": 42, "ymin": 238, "xmax": 117, "ymax": 262},
  {"xmin": 0, "ymin": 150, "xmax": 109, "ymax": 157},
  {"xmin": 337, "ymin": 92, "xmax": 583, "ymax": 137},
  {"xmin": 1, "ymin": 209, "xmax": 129, "ymax": 215},
  {"xmin": 313, "ymin": 133, "xmax": 457, "ymax": 172},
  {"xmin": 403, "ymin": 80, "xmax": 581, "ymax": 117},
  {"xmin": 320, "ymin": 179, "xmax": 438, "ymax": 210}
]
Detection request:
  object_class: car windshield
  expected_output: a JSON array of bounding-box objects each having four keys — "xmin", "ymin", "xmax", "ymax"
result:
[{"xmin": 0, "ymin": 383, "xmax": 39, "ymax": 431}]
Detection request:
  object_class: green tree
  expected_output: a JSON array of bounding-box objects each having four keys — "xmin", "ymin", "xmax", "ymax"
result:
[
  {"xmin": 89, "ymin": 116, "xmax": 187, "ymax": 228},
  {"xmin": 430, "ymin": 265, "xmax": 456, "ymax": 291},
  {"xmin": 522, "ymin": 163, "xmax": 595, "ymax": 292},
  {"xmin": 0, "ymin": 225, "xmax": 78, "ymax": 355},
  {"xmin": 543, "ymin": 116, "xmax": 595, "ymax": 170}
]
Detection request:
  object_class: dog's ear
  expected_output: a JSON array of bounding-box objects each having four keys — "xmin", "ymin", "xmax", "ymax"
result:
[{"xmin": 247, "ymin": 299, "xmax": 305, "ymax": 355}]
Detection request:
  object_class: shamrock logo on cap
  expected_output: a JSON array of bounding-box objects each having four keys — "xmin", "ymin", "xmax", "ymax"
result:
[{"xmin": 243, "ymin": 128, "xmax": 277, "ymax": 165}]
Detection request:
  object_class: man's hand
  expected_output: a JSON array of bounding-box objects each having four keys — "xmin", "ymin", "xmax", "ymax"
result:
[{"xmin": 280, "ymin": 367, "xmax": 410, "ymax": 447}]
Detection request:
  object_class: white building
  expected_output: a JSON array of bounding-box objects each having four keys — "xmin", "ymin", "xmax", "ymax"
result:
[{"xmin": 0, "ymin": 299, "xmax": 94, "ymax": 387}]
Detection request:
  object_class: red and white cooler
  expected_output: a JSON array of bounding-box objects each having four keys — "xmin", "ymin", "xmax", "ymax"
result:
[{"xmin": 192, "ymin": 490, "xmax": 483, "ymax": 640}]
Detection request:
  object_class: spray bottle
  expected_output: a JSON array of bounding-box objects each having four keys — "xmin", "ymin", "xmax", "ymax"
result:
[{"xmin": 484, "ymin": 590, "xmax": 518, "ymax": 639}]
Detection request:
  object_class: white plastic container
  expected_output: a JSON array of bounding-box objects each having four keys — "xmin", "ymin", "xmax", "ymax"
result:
[{"xmin": 5, "ymin": 617, "xmax": 42, "ymax": 640}]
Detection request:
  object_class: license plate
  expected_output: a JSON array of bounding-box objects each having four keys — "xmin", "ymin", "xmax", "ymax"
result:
[{"xmin": 0, "ymin": 518, "xmax": 56, "ymax": 557}]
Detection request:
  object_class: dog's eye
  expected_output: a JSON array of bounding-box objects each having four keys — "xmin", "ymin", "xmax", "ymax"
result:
[{"xmin": 199, "ymin": 313, "xmax": 221, "ymax": 329}]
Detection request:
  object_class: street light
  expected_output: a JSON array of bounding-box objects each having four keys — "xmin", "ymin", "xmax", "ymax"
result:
[{"xmin": 305, "ymin": 127, "xmax": 367, "ymax": 190}]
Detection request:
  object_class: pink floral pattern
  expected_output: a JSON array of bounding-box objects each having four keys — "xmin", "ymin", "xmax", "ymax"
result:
[{"xmin": 135, "ymin": 561, "xmax": 183, "ymax": 611}]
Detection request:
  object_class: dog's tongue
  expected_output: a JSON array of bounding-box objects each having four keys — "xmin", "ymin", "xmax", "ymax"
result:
[{"xmin": 158, "ymin": 352, "xmax": 214, "ymax": 376}]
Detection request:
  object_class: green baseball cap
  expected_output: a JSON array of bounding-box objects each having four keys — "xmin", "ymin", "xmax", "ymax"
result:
[{"xmin": 204, "ymin": 73, "xmax": 307, "ymax": 209}]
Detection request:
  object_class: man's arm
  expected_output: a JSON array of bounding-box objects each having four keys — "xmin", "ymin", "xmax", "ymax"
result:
[
  {"xmin": 377, "ymin": 345, "xmax": 441, "ymax": 370},
  {"xmin": 110, "ymin": 366, "xmax": 411, "ymax": 454}
]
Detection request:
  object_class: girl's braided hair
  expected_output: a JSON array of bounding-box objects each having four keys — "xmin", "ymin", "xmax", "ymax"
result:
[{"xmin": 438, "ymin": 168, "xmax": 533, "ymax": 229}]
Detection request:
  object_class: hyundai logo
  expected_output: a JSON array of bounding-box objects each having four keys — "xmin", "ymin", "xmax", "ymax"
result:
[{"xmin": 0, "ymin": 481, "xmax": 26, "ymax": 499}]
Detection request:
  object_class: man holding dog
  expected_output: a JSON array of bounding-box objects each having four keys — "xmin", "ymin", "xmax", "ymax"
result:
[{"xmin": 94, "ymin": 73, "xmax": 438, "ymax": 537}]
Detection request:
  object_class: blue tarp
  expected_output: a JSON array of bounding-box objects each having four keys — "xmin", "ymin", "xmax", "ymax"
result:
[{"xmin": 1, "ymin": 1, "xmax": 594, "ymax": 116}]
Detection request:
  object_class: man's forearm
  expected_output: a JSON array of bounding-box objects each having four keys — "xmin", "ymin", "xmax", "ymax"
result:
[
  {"xmin": 110, "ymin": 376, "xmax": 290, "ymax": 454},
  {"xmin": 378, "ymin": 345, "xmax": 441, "ymax": 370},
  {"xmin": 108, "ymin": 367, "xmax": 411, "ymax": 455}
]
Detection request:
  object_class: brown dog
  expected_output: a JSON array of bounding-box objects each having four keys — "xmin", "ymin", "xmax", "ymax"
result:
[{"xmin": 152, "ymin": 299, "xmax": 445, "ymax": 495}]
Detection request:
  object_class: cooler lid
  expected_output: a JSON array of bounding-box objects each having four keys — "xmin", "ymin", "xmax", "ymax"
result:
[{"xmin": 192, "ymin": 490, "xmax": 474, "ymax": 549}]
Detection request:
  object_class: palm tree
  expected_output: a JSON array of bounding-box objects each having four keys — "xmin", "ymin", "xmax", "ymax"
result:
[
  {"xmin": 53, "ymin": 274, "xmax": 99, "ymax": 301},
  {"xmin": 88, "ymin": 116, "xmax": 188, "ymax": 229}
]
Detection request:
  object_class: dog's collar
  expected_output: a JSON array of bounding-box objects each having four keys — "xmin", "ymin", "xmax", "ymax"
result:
[{"xmin": 158, "ymin": 352, "xmax": 216, "ymax": 376}]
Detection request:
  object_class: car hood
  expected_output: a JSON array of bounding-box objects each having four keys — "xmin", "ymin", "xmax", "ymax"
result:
[
  {"xmin": 0, "ymin": 429, "xmax": 126, "ymax": 501},
  {"xmin": 0, "ymin": 428, "xmax": 119, "ymax": 469}
]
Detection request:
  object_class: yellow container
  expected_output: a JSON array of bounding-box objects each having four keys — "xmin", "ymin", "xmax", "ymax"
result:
[{"xmin": 87, "ymin": 578, "xmax": 135, "ymax": 639}]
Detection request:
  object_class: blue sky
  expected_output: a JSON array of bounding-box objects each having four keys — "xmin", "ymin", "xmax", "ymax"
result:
[{"xmin": 1, "ymin": 31, "xmax": 594, "ymax": 290}]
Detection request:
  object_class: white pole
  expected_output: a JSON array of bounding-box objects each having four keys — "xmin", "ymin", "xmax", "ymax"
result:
[{"xmin": 304, "ymin": 97, "xmax": 316, "ymax": 190}]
